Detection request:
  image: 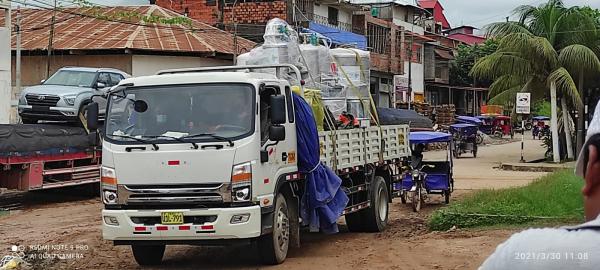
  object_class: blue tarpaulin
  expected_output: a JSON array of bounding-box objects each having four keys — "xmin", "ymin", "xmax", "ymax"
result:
[
  {"xmin": 456, "ymin": 115, "xmax": 483, "ymax": 125},
  {"xmin": 450, "ymin": 123, "xmax": 478, "ymax": 129},
  {"xmin": 305, "ymin": 22, "xmax": 367, "ymax": 50},
  {"xmin": 293, "ymin": 93, "xmax": 349, "ymax": 234},
  {"xmin": 409, "ymin": 131, "xmax": 452, "ymax": 144}
]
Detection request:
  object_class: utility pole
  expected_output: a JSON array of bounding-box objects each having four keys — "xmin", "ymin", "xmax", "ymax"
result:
[
  {"xmin": 407, "ymin": 18, "xmax": 415, "ymax": 110},
  {"xmin": 231, "ymin": 0, "xmax": 239, "ymax": 65},
  {"xmin": 16, "ymin": 7, "xmax": 21, "ymax": 96},
  {"xmin": 46, "ymin": 0, "xmax": 57, "ymax": 79}
]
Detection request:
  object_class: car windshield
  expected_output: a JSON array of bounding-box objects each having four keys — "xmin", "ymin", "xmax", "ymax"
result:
[
  {"xmin": 44, "ymin": 70, "xmax": 97, "ymax": 87},
  {"xmin": 105, "ymin": 83, "xmax": 255, "ymax": 143}
]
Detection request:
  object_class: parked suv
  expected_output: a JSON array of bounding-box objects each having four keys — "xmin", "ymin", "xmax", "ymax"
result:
[{"xmin": 18, "ymin": 67, "xmax": 131, "ymax": 124}]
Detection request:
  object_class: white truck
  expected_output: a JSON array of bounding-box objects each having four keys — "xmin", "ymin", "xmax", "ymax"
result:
[{"xmin": 86, "ymin": 64, "xmax": 411, "ymax": 266}]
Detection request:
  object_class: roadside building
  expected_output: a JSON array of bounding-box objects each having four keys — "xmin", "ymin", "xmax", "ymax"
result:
[
  {"xmin": 446, "ymin": 25, "xmax": 486, "ymax": 45},
  {"xmin": 3, "ymin": 5, "xmax": 254, "ymax": 122},
  {"xmin": 417, "ymin": 2, "xmax": 487, "ymax": 115},
  {"xmin": 418, "ymin": 0, "xmax": 450, "ymax": 33},
  {"xmin": 350, "ymin": 0, "xmax": 430, "ymax": 105}
]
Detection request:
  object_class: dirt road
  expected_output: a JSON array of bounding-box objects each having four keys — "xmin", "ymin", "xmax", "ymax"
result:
[{"xmin": 0, "ymin": 139, "xmax": 548, "ymax": 269}]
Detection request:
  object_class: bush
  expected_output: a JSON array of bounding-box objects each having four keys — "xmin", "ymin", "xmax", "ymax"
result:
[
  {"xmin": 534, "ymin": 100, "xmax": 551, "ymax": 117},
  {"xmin": 429, "ymin": 170, "xmax": 584, "ymax": 230}
]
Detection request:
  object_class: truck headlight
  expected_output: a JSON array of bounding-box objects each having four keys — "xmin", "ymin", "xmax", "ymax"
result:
[
  {"xmin": 101, "ymin": 167, "xmax": 118, "ymax": 204},
  {"xmin": 231, "ymin": 162, "xmax": 252, "ymax": 202},
  {"xmin": 63, "ymin": 94, "xmax": 77, "ymax": 106},
  {"xmin": 103, "ymin": 190, "xmax": 118, "ymax": 204},
  {"xmin": 101, "ymin": 166, "xmax": 117, "ymax": 189}
]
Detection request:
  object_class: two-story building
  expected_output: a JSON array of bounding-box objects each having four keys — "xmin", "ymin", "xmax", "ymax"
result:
[{"xmin": 350, "ymin": 0, "xmax": 432, "ymax": 106}]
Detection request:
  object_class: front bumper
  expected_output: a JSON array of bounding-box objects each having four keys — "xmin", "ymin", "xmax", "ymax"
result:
[
  {"xmin": 102, "ymin": 205, "xmax": 262, "ymax": 241},
  {"xmin": 18, "ymin": 105, "xmax": 78, "ymax": 120}
]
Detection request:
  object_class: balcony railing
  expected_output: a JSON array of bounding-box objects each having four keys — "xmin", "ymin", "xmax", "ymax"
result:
[{"xmin": 295, "ymin": 12, "xmax": 353, "ymax": 33}]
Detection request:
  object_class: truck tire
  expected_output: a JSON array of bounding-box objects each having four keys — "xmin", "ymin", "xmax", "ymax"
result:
[
  {"xmin": 258, "ymin": 193, "xmax": 289, "ymax": 265},
  {"xmin": 131, "ymin": 245, "xmax": 165, "ymax": 266},
  {"xmin": 361, "ymin": 176, "xmax": 389, "ymax": 232}
]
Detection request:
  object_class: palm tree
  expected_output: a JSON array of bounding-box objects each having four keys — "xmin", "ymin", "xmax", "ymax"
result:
[{"xmin": 470, "ymin": 0, "xmax": 600, "ymax": 162}]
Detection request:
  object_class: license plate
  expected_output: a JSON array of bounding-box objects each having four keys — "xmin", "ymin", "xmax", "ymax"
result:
[
  {"xmin": 160, "ymin": 212, "xmax": 184, "ymax": 225},
  {"xmin": 32, "ymin": 106, "xmax": 50, "ymax": 111}
]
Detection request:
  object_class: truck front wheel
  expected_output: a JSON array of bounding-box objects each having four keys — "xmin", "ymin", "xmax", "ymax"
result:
[
  {"xmin": 258, "ymin": 193, "xmax": 289, "ymax": 265},
  {"xmin": 131, "ymin": 245, "xmax": 165, "ymax": 266}
]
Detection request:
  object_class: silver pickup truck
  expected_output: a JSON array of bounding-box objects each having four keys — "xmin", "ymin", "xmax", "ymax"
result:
[{"xmin": 18, "ymin": 66, "xmax": 131, "ymax": 124}]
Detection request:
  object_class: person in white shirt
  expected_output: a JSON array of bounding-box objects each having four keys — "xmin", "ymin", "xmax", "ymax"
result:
[{"xmin": 479, "ymin": 102, "xmax": 600, "ymax": 270}]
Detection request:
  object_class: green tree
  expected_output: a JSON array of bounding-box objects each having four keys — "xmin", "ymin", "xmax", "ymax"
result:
[
  {"xmin": 470, "ymin": 0, "xmax": 600, "ymax": 162},
  {"xmin": 450, "ymin": 39, "xmax": 498, "ymax": 87}
]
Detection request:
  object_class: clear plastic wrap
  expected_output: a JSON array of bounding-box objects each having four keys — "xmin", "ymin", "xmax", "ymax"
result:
[{"xmin": 330, "ymin": 48, "xmax": 370, "ymax": 99}]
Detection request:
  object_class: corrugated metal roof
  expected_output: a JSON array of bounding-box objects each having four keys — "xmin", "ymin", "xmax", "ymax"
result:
[
  {"xmin": 447, "ymin": 33, "xmax": 486, "ymax": 45},
  {"xmin": 4, "ymin": 6, "xmax": 255, "ymax": 56}
]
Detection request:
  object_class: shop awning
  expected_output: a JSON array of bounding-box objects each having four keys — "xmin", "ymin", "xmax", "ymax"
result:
[
  {"xmin": 306, "ymin": 22, "xmax": 367, "ymax": 50},
  {"xmin": 434, "ymin": 49, "xmax": 454, "ymax": 60}
]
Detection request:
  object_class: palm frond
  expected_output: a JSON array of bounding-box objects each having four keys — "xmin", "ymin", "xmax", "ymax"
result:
[
  {"xmin": 485, "ymin": 22, "xmax": 532, "ymax": 38},
  {"xmin": 531, "ymin": 36, "xmax": 558, "ymax": 67},
  {"xmin": 547, "ymin": 67, "xmax": 583, "ymax": 107},
  {"xmin": 488, "ymin": 75, "xmax": 526, "ymax": 97},
  {"xmin": 488, "ymin": 85, "xmax": 521, "ymax": 105},
  {"xmin": 559, "ymin": 44, "xmax": 600, "ymax": 75},
  {"xmin": 470, "ymin": 52, "xmax": 532, "ymax": 80}
]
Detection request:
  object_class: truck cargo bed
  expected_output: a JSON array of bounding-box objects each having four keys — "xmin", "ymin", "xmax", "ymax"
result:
[
  {"xmin": 0, "ymin": 124, "xmax": 95, "ymax": 156},
  {"xmin": 0, "ymin": 124, "xmax": 100, "ymax": 191},
  {"xmin": 319, "ymin": 125, "xmax": 410, "ymax": 170}
]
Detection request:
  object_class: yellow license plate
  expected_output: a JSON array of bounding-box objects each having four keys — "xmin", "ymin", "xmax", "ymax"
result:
[{"xmin": 160, "ymin": 212, "xmax": 184, "ymax": 225}]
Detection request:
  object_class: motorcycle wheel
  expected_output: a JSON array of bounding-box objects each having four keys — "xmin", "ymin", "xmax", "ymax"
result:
[
  {"xmin": 412, "ymin": 184, "xmax": 422, "ymax": 212},
  {"xmin": 476, "ymin": 134, "xmax": 484, "ymax": 145},
  {"xmin": 400, "ymin": 191, "xmax": 407, "ymax": 204}
]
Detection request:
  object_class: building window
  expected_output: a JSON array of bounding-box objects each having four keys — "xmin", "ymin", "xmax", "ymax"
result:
[
  {"xmin": 328, "ymin": 7, "xmax": 339, "ymax": 26},
  {"xmin": 367, "ymin": 22, "xmax": 390, "ymax": 54},
  {"xmin": 205, "ymin": 0, "xmax": 216, "ymax": 6}
]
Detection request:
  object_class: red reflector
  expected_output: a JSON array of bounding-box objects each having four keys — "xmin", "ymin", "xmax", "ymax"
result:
[
  {"xmin": 156, "ymin": 226, "xmax": 168, "ymax": 231},
  {"xmin": 179, "ymin": 225, "xmax": 190, "ymax": 230},
  {"xmin": 264, "ymin": 178, "xmax": 269, "ymax": 184},
  {"xmin": 201, "ymin": 225, "xmax": 214, "ymax": 230},
  {"xmin": 168, "ymin": 160, "xmax": 180, "ymax": 166},
  {"xmin": 134, "ymin": 227, "xmax": 146, "ymax": 231}
]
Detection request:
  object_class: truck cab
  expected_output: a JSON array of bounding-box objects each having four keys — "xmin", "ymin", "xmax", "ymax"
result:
[{"xmin": 95, "ymin": 67, "xmax": 301, "ymax": 265}]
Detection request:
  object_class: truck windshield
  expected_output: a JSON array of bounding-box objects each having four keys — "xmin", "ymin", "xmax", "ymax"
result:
[
  {"xmin": 44, "ymin": 70, "xmax": 97, "ymax": 87},
  {"xmin": 105, "ymin": 83, "xmax": 255, "ymax": 143}
]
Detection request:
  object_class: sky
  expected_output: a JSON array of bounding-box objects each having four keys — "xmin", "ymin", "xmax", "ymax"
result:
[{"xmin": 441, "ymin": 0, "xmax": 600, "ymax": 31}]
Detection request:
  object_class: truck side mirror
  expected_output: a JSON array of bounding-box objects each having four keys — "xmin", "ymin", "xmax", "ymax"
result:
[
  {"xmin": 269, "ymin": 125, "xmax": 285, "ymax": 141},
  {"xmin": 86, "ymin": 102, "xmax": 100, "ymax": 131},
  {"xmin": 270, "ymin": 95, "xmax": 286, "ymax": 125}
]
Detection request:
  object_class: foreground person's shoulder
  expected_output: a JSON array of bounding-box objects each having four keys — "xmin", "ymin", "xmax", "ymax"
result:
[{"xmin": 479, "ymin": 227, "xmax": 600, "ymax": 270}]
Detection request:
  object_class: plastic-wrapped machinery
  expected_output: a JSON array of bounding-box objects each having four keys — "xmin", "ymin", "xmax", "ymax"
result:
[
  {"xmin": 236, "ymin": 18, "xmax": 301, "ymax": 82},
  {"xmin": 330, "ymin": 48, "xmax": 370, "ymax": 99}
]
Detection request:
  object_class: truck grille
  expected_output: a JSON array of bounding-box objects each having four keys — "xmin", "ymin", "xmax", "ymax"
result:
[
  {"xmin": 26, "ymin": 94, "xmax": 60, "ymax": 106},
  {"xmin": 117, "ymin": 183, "xmax": 231, "ymax": 205},
  {"xmin": 130, "ymin": 215, "xmax": 217, "ymax": 225}
]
